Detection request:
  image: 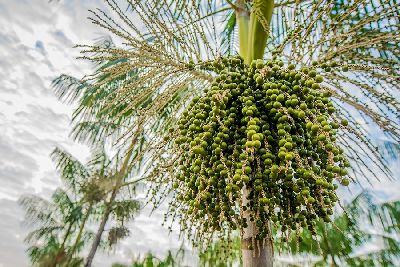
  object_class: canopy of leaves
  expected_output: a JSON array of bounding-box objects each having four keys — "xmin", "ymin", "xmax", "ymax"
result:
[{"xmin": 61, "ymin": 0, "xmax": 399, "ymax": 190}]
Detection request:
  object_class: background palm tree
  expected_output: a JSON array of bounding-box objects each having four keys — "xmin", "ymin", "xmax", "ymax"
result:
[
  {"xmin": 19, "ymin": 189, "xmax": 84, "ymax": 267},
  {"xmin": 285, "ymin": 191, "xmax": 400, "ymax": 267},
  {"xmin": 20, "ymin": 144, "xmax": 98, "ymax": 267},
  {"xmin": 21, "ymin": 144, "xmax": 144, "ymax": 266}
]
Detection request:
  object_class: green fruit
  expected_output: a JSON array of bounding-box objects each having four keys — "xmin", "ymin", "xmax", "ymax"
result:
[
  {"xmin": 315, "ymin": 75, "xmax": 323, "ymax": 83},
  {"xmin": 285, "ymin": 153, "xmax": 294, "ymax": 161},
  {"xmin": 168, "ymin": 56, "xmax": 349, "ymax": 245},
  {"xmin": 341, "ymin": 178, "xmax": 350, "ymax": 186},
  {"xmin": 318, "ymin": 134, "xmax": 326, "ymax": 141},
  {"xmin": 253, "ymin": 140, "xmax": 262, "ymax": 148},
  {"xmin": 307, "ymin": 196, "xmax": 316, "ymax": 203}
]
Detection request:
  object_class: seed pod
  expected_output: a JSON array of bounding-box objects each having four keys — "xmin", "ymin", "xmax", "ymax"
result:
[{"xmin": 165, "ymin": 56, "xmax": 350, "ymax": 250}]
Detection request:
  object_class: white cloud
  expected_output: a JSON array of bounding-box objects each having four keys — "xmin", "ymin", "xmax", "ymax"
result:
[{"xmin": 0, "ymin": 0, "xmax": 186, "ymax": 266}]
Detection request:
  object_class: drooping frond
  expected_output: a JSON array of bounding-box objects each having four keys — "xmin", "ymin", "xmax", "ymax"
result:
[
  {"xmin": 53, "ymin": 72, "xmax": 137, "ymax": 146},
  {"xmin": 51, "ymin": 188, "xmax": 82, "ymax": 220},
  {"xmin": 71, "ymin": 120, "xmax": 125, "ymax": 145},
  {"xmin": 107, "ymin": 226, "xmax": 130, "ymax": 247},
  {"xmin": 86, "ymin": 145, "xmax": 112, "ymax": 174},
  {"xmin": 111, "ymin": 199, "xmax": 141, "ymax": 223},
  {"xmin": 52, "ymin": 75, "xmax": 89, "ymax": 104},
  {"xmin": 27, "ymin": 235, "xmax": 62, "ymax": 264},
  {"xmin": 19, "ymin": 194, "xmax": 58, "ymax": 228},
  {"xmin": 51, "ymin": 147, "xmax": 90, "ymax": 191},
  {"xmin": 24, "ymin": 226, "xmax": 64, "ymax": 245}
]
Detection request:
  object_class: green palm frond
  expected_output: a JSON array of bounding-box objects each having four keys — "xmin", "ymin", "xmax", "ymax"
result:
[
  {"xmin": 27, "ymin": 235, "xmax": 62, "ymax": 263},
  {"xmin": 220, "ymin": 10, "xmax": 237, "ymax": 55},
  {"xmin": 53, "ymin": 64, "xmax": 142, "ymax": 146},
  {"xmin": 111, "ymin": 199, "xmax": 141, "ymax": 223},
  {"xmin": 51, "ymin": 147, "xmax": 90, "ymax": 190},
  {"xmin": 71, "ymin": 120, "xmax": 126, "ymax": 145},
  {"xmin": 19, "ymin": 194, "xmax": 58, "ymax": 228},
  {"xmin": 107, "ymin": 226, "xmax": 130, "ymax": 247},
  {"xmin": 345, "ymin": 234, "xmax": 400, "ymax": 267},
  {"xmin": 24, "ymin": 226, "xmax": 64, "ymax": 245},
  {"xmin": 199, "ymin": 235, "xmax": 242, "ymax": 267},
  {"xmin": 86, "ymin": 145, "xmax": 112, "ymax": 174},
  {"xmin": 51, "ymin": 188, "xmax": 82, "ymax": 221}
]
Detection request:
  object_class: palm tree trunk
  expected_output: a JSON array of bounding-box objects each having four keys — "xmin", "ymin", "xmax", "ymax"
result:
[
  {"xmin": 52, "ymin": 221, "xmax": 73, "ymax": 267},
  {"xmin": 241, "ymin": 227, "xmax": 274, "ymax": 267},
  {"xmin": 85, "ymin": 123, "xmax": 142, "ymax": 266},
  {"xmin": 66, "ymin": 203, "xmax": 93, "ymax": 266},
  {"xmin": 84, "ymin": 192, "xmax": 116, "ymax": 267},
  {"xmin": 242, "ymin": 188, "xmax": 274, "ymax": 267}
]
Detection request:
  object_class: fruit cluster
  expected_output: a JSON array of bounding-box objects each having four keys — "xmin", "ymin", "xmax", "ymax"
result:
[{"xmin": 168, "ymin": 56, "xmax": 350, "ymax": 244}]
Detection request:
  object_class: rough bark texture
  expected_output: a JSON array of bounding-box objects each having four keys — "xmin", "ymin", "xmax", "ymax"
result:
[
  {"xmin": 242, "ymin": 188, "xmax": 274, "ymax": 267},
  {"xmin": 241, "ymin": 226, "xmax": 274, "ymax": 267}
]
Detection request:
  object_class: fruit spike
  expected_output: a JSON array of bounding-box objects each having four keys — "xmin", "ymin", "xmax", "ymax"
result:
[{"xmin": 168, "ymin": 56, "xmax": 350, "ymax": 247}]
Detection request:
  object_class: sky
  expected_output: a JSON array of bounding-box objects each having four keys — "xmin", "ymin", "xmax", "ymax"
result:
[
  {"xmin": 0, "ymin": 0, "xmax": 398, "ymax": 266},
  {"xmin": 0, "ymin": 0, "xmax": 192, "ymax": 266}
]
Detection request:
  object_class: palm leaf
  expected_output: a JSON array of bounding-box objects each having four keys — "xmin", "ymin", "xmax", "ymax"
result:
[
  {"xmin": 19, "ymin": 194, "xmax": 58, "ymax": 228},
  {"xmin": 51, "ymin": 147, "xmax": 90, "ymax": 191}
]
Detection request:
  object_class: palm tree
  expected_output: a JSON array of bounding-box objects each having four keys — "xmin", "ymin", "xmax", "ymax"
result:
[
  {"xmin": 53, "ymin": 143, "xmax": 144, "ymax": 267},
  {"xmin": 51, "ymin": 146, "xmax": 114, "ymax": 266},
  {"xmin": 51, "ymin": 39, "xmax": 154, "ymax": 266},
  {"xmin": 82, "ymin": 132, "xmax": 144, "ymax": 266},
  {"xmin": 20, "ymin": 144, "xmax": 98, "ymax": 267},
  {"xmin": 54, "ymin": 1, "xmax": 399, "ymax": 266},
  {"xmin": 21, "ymin": 145, "xmax": 143, "ymax": 266},
  {"xmin": 284, "ymin": 191, "xmax": 400, "ymax": 267},
  {"xmin": 19, "ymin": 189, "xmax": 84, "ymax": 267}
]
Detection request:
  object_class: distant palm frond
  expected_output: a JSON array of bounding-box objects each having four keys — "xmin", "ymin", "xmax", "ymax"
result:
[{"xmin": 51, "ymin": 147, "xmax": 90, "ymax": 191}]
